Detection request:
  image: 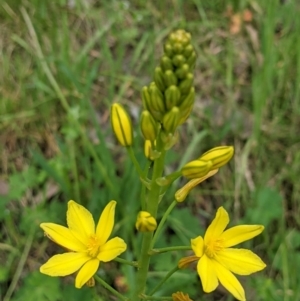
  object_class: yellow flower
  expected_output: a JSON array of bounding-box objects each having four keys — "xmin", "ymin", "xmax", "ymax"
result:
[
  {"xmin": 190, "ymin": 207, "xmax": 266, "ymax": 301},
  {"xmin": 40, "ymin": 200, "xmax": 127, "ymax": 288}
]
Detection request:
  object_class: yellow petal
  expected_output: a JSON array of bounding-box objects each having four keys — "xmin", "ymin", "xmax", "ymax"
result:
[
  {"xmin": 75, "ymin": 258, "xmax": 100, "ymax": 288},
  {"xmin": 204, "ymin": 207, "xmax": 229, "ymax": 243},
  {"xmin": 40, "ymin": 252, "xmax": 90, "ymax": 276},
  {"xmin": 216, "ymin": 248, "xmax": 266, "ymax": 275},
  {"xmin": 97, "ymin": 237, "xmax": 127, "ymax": 262},
  {"xmin": 96, "ymin": 201, "xmax": 116, "ymax": 245},
  {"xmin": 67, "ymin": 201, "xmax": 95, "ymax": 245},
  {"xmin": 40, "ymin": 223, "xmax": 86, "ymax": 252},
  {"xmin": 197, "ymin": 254, "xmax": 218, "ymax": 293},
  {"xmin": 221, "ymin": 225, "xmax": 264, "ymax": 247},
  {"xmin": 212, "ymin": 260, "xmax": 246, "ymax": 301},
  {"xmin": 191, "ymin": 236, "xmax": 204, "ymax": 258}
]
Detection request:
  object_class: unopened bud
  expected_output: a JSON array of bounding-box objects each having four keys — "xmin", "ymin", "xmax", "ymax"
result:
[
  {"xmin": 164, "ymin": 70, "xmax": 178, "ymax": 87},
  {"xmin": 140, "ymin": 110, "xmax": 158, "ymax": 141},
  {"xmin": 181, "ymin": 160, "xmax": 212, "ymax": 179},
  {"xmin": 175, "ymin": 64, "xmax": 190, "ymax": 79},
  {"xmin": 111, "ymin": 103, "xmax": 133, "ymax": 147},
  {"xmin": 160, "ymin": 55, "xmax": 173, "ymax": 71},
  {"xmin": 178, "ymin": 73, "xmax": 194, "ymax": 95},
  {"xmin": 162, "ymin": 106, "xmax": 180, "ymax": 134},
  {"xmin": 172, "ymin": 291, "xmax": 194, "ymax": 301},
  {"xmin": 165, "ymin": 85, "xmax": 181, "ymax": 110},
  {"xmin": 199, "ymin": 146, "xmax": 234, "ymax": 169},
  {"xmin": 154, "ymin": 67, "xmax": 166, "ymax": 91},
  {"xmin": 175, "ymin": 169, "xmax": 219, "ymax": 202},
  {"xmin": 149, "ymin": 83, "xmax": 166, "ymax": 113},
  {"xmin": 172, "ymin": 54, "xmax": 186, "ymax": 67},
  {"xmin": 135, "ymin": 211, "xmax": 157, "ymax": 232}
]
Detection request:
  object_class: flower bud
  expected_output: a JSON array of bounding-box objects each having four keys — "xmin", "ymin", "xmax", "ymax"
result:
[
  {"xmin": 111, "ymin": 103, "xmax": 133, "ymax": 147},
  {"xmin": 177, "ymin": 256, "xmax": 199, "ymax": 269},
  {"xmin": 175, "ymin": 169, "xmax": 218, "ymax": 202},
  {"xmin": 140, "ymin": 110, "xmax": 158, "ymax": 141},
  {"xmin": 199, "ymin": 146, "xmax": 234, "ymax": 169},
  {"xmin": 165, "ymin": 85, "xmax": 181, "ymax": 110},
  {"xmin": 178, "ymin": 73, "xmax": 194, "ymax": 95},
  {"xmin": 172, "ymin": 291, "xmax": 194, "ymax": 301},
  {"xmin": 164, "ymin": 70, "xmax": 178, "ymax": 87},
  {"xmin": 135, "ymin": 211, "xmax": 157, "ymax": 232},
  {"xmin": 181, "ymin": 160, "xmax": 212, "ymax": 179},
  {"xmin": 162, "ymin": 106, "xmax": 180, "ymax": 134},
  {"xmin": 154, "ymin": 67, "xmax": 166, "ymax": 91},
  {"xmin": 160, "ymin": 55, "xmax": 173, "ymax": 71},
  {"xmin": 149, "ymin": 82, "xmax": 166, "ymax": 113}
]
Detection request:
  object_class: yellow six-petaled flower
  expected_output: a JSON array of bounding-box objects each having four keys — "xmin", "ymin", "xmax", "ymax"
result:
[
  {"xmin": 181, "ymin": 206, "xmax": 266, "ymax": 301},
  {"xmin": 40, "ymin": 200, "xmax": 127, "ymax": 288}
]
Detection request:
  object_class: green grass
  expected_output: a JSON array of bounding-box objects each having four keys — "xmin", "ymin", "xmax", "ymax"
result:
[{"xmin": 1, "ymin": 0, "xmax": 300, "ymax": 300}]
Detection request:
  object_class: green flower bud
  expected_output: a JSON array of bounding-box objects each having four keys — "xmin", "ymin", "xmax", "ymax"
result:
[
  {"xmin": 179, "ymin": 73, "xmax": 194, "ymax": 95},
  {"xmin": 154, "ymin": 67, "xmax": 165, "ymax": 92},
  {"xmin": 149, "ymin": 82, "xmax": 166, "ymax": 114},
  {"xmin": 165, "ymin": 85, "xmax": 181, "ymax": 110},
  {"xmin": 172, "ymin": 54, "xmax": 186, "ymax": 67},
  {"xmin": 135, "ymin": 211, "xmax": 157, "ymax": 232},
  {"xmin": 199, "ymin": 146, "xmax": 234, "ymax": 169},
  {"xmin": 164, "ymin": 70, "xmax": 178, "ymax": 87},
  {"xmin": 178, "ymin": 87, "xmax": 195, "ymax": 124},
  {"xmin": 162, "ymin": 106, "xmax": 180, "ymax": 134},
  {"xmin": 173, "ymin": 42, "xmax": 184, "ymax": 54},
  {"xmin": 142, "ymin": 86, "xmax": 163, "ymax": 121},
  {"xmin": 183, "ymin": 44, "xmax": 194, "ymax": 58},
  {"xmin": 140, "ymin": 110, "xmax": 158, "ymax": 141},
  {"xmin": 111, "ymin": 103, "xmax": 133, "ymax": 147},
  {"xmin": 164, "ymin": 43, "xmax": 173, "ymax": 57},
  {"xmin": 175, "ymin": 64, "xmax": 190, "ymax": 79},
  {"xmin": 161, "ymin": 55, "xmax": 173, "ymax": 71},
  {"xmin": 186, "ymin": 51, "xmax": 197, "ymax": 69},
  {"xmin": 181, "ymin": 160, "xmax": 213, "ymax": 179}
]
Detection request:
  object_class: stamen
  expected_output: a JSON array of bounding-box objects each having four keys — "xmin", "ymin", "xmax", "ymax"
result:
[{"xmin": 87, "ymin": 235, "xmax": 101, "ymax": 258}]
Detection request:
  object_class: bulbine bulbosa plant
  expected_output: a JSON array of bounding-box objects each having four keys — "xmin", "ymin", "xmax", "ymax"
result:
[{"xmin": 40, "ymin": 30, "xmax": 266, "ymax": 301}]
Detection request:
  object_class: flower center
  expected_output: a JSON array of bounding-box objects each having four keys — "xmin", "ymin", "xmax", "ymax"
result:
[
  {"xmin": 87, "ymin": 235, "xmax": 101, "ymax": 258},
  {"xmin": 204, "ymin": 239, "xmax": 224, "ymax": 258}
]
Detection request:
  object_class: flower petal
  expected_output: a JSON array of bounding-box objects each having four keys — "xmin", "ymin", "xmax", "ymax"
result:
[
  {"xmin": 215, "ymin": 248, "xmax": 266, "ymax": 275},
  {"xmin": 191, "ymin": 236, "xmax": 204, "ymax": 258},
  {"xmin": 67, "ymin": 200, "xmax": 95, "ymax": 245},
  {"xmin": 97, "ymin": 237, "xmax": 127, "ymax": 262},
  {"xmin": 197, "ymin": 254, "xmax": 218, "ymax": 293},
  {"xmin": 75, "ymin": 258, "xmax": 100, "ymax": 288},
  {"xmin": 40, "ymin": 252, "xmax": 90, "ymax": 276},
  {"xmin": 212, "ymin": 260, "xmax": 246, "ymax": 301},
  {"xmin": 41, "ymin": 223, "xmax": 86, "ymax": 252},
  {"xmin": 96, "ymin": 201, "xmax": 116, "ymax": 245},
  {"xmin": 204, "ymin": 207, "xmax": 229, "ymax": 243},
  {"xmin": 221, "ymin": 225, "xmax": 264, "ymax": 247}
]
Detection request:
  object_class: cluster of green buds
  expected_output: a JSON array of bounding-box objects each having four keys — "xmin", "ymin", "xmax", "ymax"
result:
[{"xmin": 140, "ymin": 29, "xmax": 197, "ymax": 151}]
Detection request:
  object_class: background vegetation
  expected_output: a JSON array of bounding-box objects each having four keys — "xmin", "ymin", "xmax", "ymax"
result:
[{"xmin": 1, "ymin": 0, "xmax": 300, "ymax": 300}]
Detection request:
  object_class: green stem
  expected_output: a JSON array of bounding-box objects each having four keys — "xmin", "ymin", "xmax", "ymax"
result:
[
  {"xmin": 149, "ymin": 246, "xmax": 191, "ymax": 255},
  {"xmin": 69, "ymin": 139, "xmax": 80, "ymax": 203},
  {"xmin": 148, "ymin": 266, "xmax": 179, "ymax": 296},
  {"xmin": 134, "ymin": 135, "xmax": 166, "ymax": 300},
  {"xmin": 127, "ymin": 146, "xmax": 145, "ymax": 179},
  {"xmin": 94, "ymin": 275, "xmax": 128, "ymax": 301},
  {"xmin": 114, "ymin": 257, "xmax": 139, "ymax": 267},
  {"xmin": 151, "ymin": 200, "xmax": 177, "ymax": 248},
  {"xmin": 141, "ymin": 160, "xmax": 152, "ymax": 210}
]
